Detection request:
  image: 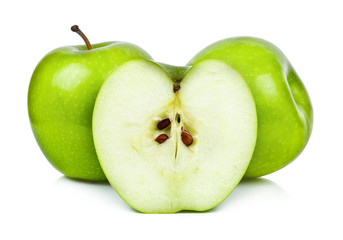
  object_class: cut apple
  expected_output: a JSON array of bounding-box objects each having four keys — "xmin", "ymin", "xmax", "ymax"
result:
[{"xmin": 93, "ymin": 59, "xmax": 257, "ymax": 213}]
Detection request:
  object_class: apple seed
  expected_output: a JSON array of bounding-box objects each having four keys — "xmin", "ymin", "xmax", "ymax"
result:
[
  {"xmin": 157, "ymin": 118, "xmax": 171, "ymax": 130},
  {"xmin": 155, "ymin": 134, "xmax": 169, "ymax": 144},
  {"xmin": 181, "ymin": 129, "xmax": 193, "ymax": 146}
]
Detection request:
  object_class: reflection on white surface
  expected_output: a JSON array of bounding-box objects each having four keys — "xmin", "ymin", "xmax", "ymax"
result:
[
  {"xmin": 235, "ymin": 178, "xmax": 288, "ymax": 199},
  {"xmin": 53, "ymin": 176, "xmax": 136, "ymax": 212},
  {"xmin": 53, "ymin": 176, "xmax": 288, "ymax": 213},
  {"xmin": 215, "ymin": 177, "xmax": 289, "ymax": 211}
]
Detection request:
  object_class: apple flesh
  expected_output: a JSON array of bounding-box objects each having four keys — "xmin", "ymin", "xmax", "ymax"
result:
[
  {"xmin": 93, "ymin": 59, "xmax": 257, "ymax": 213},
  {"xmin": 28, "ymin": 42, "xmax": 151, "ymax": 181},
  {"xmin": 188, "ymin": 37, "xmax": 313, "ymax": 177}
]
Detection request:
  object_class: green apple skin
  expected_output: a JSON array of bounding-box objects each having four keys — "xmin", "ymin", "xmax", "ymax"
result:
[
  {"xmin": 188, "ymin": 37, "xmax": 313, "ymax": 178},
  {"xmin": 28, "ymin": 42, "xmax": 151, "ymax": 181}
]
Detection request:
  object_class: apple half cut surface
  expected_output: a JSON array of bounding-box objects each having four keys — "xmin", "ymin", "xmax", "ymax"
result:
[{"xmin": 93, "ymin": 59, "xmax": 257, "ymax": 213}]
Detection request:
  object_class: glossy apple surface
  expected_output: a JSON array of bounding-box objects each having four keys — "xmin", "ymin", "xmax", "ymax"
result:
[
  {"xmin": 28, "ymin": 42, "xmax": 151, "ymax": 181},
  {"xmin": 188, "ymin": 37, "xmax": 313, "ymax": 177}
]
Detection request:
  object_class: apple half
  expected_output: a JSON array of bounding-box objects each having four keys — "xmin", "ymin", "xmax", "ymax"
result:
[{"xmin": 93, "ymin": 59, "xmax": 257, "ymax": 213}]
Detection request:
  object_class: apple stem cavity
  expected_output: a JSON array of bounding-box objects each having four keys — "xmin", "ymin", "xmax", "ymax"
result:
[
  {"xmin": 155, "ymin": 134, "xmax": 169, "ymax": 144},
  {"xmin": 173, "ymin": 85, "xmax": 180, "ymax": 93},
  {"xmin": 71, "ymin": 25, "xmax": 92, "ymax": 50}
]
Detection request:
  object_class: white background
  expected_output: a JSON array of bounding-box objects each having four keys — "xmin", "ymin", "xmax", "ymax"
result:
[{"xmin": 1, "ymin": 0, "xmax": 342, "ymax": 239}]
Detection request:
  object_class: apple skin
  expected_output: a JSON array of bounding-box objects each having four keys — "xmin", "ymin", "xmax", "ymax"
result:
[
  {"xmin": 188, "ymin": 37, "xmax": 313, "ymax": 177},
  {"xmin": 28, "ymin": 42, "xmax": 151, "ymax": 181}
]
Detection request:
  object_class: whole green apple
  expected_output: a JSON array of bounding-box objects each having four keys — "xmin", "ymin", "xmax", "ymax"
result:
[
  {"xmin": 28, "ymin": 26, "xmax": 151, "ymax": 181},
  {"xmin": 188, "ymin": 37, "xmax": 313, "ymax": 177}
]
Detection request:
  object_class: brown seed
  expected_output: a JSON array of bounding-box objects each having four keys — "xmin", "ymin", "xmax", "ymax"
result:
[
  {"xmin": 155, "ymin": 134, "xmax": 169, "ymax": 144},
  {"xmin": 181, "ymin": 129, "xmax": 193, "ymax": 147},
  {"xmin": 157, "ymin": 118, "xmax": 171, "ymax": 130}
]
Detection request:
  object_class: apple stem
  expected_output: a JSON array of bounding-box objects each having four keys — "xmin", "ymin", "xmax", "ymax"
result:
[{"xmin": 71, "ymin": 25, "xmax": 92, "ymax": 50}]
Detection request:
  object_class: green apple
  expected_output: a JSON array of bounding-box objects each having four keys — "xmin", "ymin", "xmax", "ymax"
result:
[
  {"xmin": 28, "ymin": 26, "xmax": 151, "ymax": 181},
  {"xmin": 188, "ymin": 37, "xmax": 313, "ymax": 177},
  {"xmin": 93, "ymin": 59, "xmax": 257, "ymax": 212}
]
